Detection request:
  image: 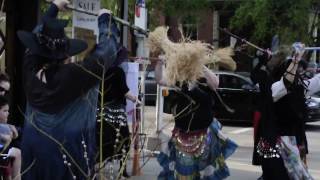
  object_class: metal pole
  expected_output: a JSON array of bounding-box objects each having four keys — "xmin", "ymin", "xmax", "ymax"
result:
[
  {"xmin": 155, "ymin": 81, "xmax": 164, "ymax": 133},
  {"xmin": 136, "ymin": 34, "xmax": 146, "ymax": 134},
  {"xmin": 305, "ymin": 47, "xmax": 320, "ymax": 50},
  {"xmin": 122, "ymin": 0, "xmax": 128, "ymax": 47}
]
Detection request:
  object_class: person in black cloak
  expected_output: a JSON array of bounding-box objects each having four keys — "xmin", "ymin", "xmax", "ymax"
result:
[
  {"xmin": 96, "ymin": 46, "xmax": 140, "ymax": 178},
  {"xmin": 17, "ymin": 0, "xmax": 119, "ymax": 179},
  {"xmin": 251, "ymin": 43, "xmax": 319, "ymax": 180}
]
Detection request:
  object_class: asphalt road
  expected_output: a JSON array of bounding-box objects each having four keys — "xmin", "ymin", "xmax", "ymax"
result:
[{"xmin": 125, "ymin": 106, "xmax": 320, "ymax": 180}]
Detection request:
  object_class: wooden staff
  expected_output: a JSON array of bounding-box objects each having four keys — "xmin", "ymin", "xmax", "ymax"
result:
[
  {"xmin": 219, "ymin": 27, "xmax": 268, "ymax": 53},
  {"xmin": 128, "ymin": 56, "xmax": 163, "ymax": 65},
  {"xmin": 129, "ymin": 56, "xmax": 162, "ymax": 61},
  {"xmin": 46, "ymin": 1, "xmax": 149, "ymax": 36},
  {"xmin": 65, "ymin": 5, "xmax": 149, "ymax": 36}
]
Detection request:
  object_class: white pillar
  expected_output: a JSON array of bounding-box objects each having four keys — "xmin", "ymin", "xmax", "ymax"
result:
[{"xmin": 212, "ymin": 10, "xmax": 220, "ymax": 48}]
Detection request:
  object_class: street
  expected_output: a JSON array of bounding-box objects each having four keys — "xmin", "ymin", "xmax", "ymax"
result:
[{"xmin": 126, "ymin": 106, "xmax": 320, "ymax": 180}]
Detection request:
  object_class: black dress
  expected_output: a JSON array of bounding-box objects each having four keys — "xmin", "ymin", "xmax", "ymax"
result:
[
  {"xmin": 251, "ymin": 60, "xmax": 308, "ymax": 180},
  {"xmin": 251, "ymin": 61, "xmax": 291, "ymax": 180},
  {"xmin": 96, "ymin": 67, "xmax": 130, "ymax": 163},
  {"xmin": 20, "ymin": 4, "xmax": 119, "ymax": 180}
]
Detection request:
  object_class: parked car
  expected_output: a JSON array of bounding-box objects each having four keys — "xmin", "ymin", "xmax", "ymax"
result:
[
  {"xmin": 306, "ymin": 94, "xmax": 320, "ymax": 122},
  {"xmin": 141, "ymin": 70, "xmax": 320, "ymax": 122},
  {"xmin": 212, "ymin": 71, "xmax": 259, "ymax": 122},
  {"xmin": 144, "ymin": 71, "xmax": 157, "ymax": 105},
  {"xmin": 214, "ymin": 72, "xmax": 320, "ymax": 123}
]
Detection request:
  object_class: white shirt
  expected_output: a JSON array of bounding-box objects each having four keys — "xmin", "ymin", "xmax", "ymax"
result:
[{"xmin": 271, "ymin": 73, "xmax": 320, "ymax": 102}]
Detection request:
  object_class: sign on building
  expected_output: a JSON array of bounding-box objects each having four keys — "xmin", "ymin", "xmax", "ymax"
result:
[
  {"xmin": 72, "ymin": 0, "xmax": 100, "ymax": 61},
  {"xmin": 73, "ymin": 0, "xmax": 100, "ymax": 35}
]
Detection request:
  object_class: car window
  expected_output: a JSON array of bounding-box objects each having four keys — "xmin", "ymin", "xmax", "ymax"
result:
[
  {"xmin": 219, "ymin": 74, "xmax": 250, "ymax": 89},
  {"xmin": 146, "ymin": 71, "xmax": 155, "ymax": 80}
]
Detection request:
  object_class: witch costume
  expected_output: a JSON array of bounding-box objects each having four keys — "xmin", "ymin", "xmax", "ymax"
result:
[
  {"xmin": 157, "ymin": 80, "xmax": 238, "ymax": 180},
  {"xmin": 96, "ymin": 48, "xmax": 131, "ymax": 176},
  {"xmin": 18, "ymin": 3, "xmax": 119, "ymax": 180},
  {"xmin": 251, "ymin": 55, "xmax": 318, "ymax": 180}
]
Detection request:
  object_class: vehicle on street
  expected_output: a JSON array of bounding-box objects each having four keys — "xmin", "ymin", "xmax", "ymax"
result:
[
  {"xmin": 143, "ymin": 70, "xmax": 320, "ymax": 123},
  {"xmin": 212, "ymin": 71, "xmax": 320, "ymax": 123},
  {"xmin": 306, "ymin": 93, "xmax": 320, "ymax": 122},
  {"xmin": 144, "ymin": 71, "xmax": 157, "ymax": 105},
  {"xmin": 212, "ymin": 71, "xmax": 258, "ymax": 122}
]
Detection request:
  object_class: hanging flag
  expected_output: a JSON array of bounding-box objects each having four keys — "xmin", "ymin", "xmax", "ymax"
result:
[
  {"xmin": 135, "ymin": 0, "xmax": 145, "ymax": 18},
  {"xmin": 134, "ymin": 0, "xmax": 147, "ymax": 31}
]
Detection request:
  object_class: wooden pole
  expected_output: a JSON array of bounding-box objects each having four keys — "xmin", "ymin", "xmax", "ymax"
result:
[{"xmin": 131, "ymin": 105, "xmax": 141, "ymax": 175}]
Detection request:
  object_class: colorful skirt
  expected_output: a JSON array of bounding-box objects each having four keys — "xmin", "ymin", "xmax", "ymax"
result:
[
  {"xmin": 279, "ymin": 136, "xmax": 314, "ymax": 180},
  {"xmin": 157, "ymin": 119, "xmax": 238, "ymax": 180}
]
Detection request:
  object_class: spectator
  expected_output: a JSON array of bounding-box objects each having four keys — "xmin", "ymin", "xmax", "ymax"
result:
[
  {"xmin": 0, "ymin": 96, "xmax": 21, "ymax": 180},
  {"xmin": 0, "ymin": 73, "xmax": 9, "ymax": 96}
]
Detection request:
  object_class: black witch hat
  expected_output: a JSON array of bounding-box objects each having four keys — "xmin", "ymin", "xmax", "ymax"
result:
[{"xmin": 17, "ymin": 18, "xmax": 87, "ymax": 60}]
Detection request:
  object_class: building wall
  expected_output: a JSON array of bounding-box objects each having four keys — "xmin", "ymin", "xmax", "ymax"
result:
[{"xmin": 197, "ymin": 9, "xmax": 213, "ymax": 44}]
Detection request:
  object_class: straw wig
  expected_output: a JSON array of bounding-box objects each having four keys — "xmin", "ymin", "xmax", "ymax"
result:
[{"xmin": 148, "ymin": 26, "xmax": 213, "ymax": 86}]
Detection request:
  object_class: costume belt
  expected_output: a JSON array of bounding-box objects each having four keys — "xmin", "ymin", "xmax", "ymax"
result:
[{"xmin": 172, "ymin": 128, "xmax": 207, "ymax": 156}]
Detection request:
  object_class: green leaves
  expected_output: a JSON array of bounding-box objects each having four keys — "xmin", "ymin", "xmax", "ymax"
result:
[
  {"xmin": 230, "ymin": 0, "xmax": 315, "ymax": 45},
  {"xmin": 146, "ymin": 0, "xmax": 212, "ymax": 17}
]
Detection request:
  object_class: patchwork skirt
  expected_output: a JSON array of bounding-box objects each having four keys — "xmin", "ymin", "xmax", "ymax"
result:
[{"xmin": 157, "ymin": 118, "xmax": 238, "ymax": 180}]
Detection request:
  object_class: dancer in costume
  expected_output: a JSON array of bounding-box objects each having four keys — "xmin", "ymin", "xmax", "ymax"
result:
[
  {"xmin": 251, "ymin": 43, "xmax": 317, "ymax": 180},
  {"xmin": 96, "ymin": 46, "xmax": 140, "ymax": 178},
  {"xmin": 17, "ymin": 0, "xmax": 119, "ymax": 179},
  {"xmin": 149, "ymin": 27, "xmax": 238, "ymax": 179}
]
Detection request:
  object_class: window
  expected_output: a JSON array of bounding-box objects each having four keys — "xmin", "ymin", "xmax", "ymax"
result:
[
  {"xmin": 181, "ymin": 16, "xmax": 198, "ymax": 40},
  {"xmin": 219, "ymin": 74, "xmax": 250, "ymax": 89}
]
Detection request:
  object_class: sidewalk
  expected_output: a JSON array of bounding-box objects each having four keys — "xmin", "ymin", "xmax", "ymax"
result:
[{"xmin": 126, "ymin": 106, "xmax": 172, "ymax": 179}]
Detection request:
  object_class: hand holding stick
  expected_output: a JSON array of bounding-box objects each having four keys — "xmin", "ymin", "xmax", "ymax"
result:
[{"xmin": 46, "ymin": 0, "xmax": 149, "ymax": 36}]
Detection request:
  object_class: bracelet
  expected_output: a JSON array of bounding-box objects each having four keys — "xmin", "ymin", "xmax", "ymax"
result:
[{"xmin": 284, "ymin": 73, "xmax": 295, "ymax": 77}]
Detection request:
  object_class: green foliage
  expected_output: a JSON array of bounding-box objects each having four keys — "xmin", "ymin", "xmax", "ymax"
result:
[
  {"xmin": 230, "ymin": 0, "xmax": 315, "ymax": 46},
  {"xmin": 101, "ymin": 0, "xmax": 120, "ymax": 16},
  {"xmin": 146, "ymin": 0, "xmax": 212, "ymax": 17}
]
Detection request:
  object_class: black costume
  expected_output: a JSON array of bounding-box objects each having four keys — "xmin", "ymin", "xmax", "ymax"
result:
[
  {"xmin": 19, "ymin": 3, "xmax": 119, "ymax": 180},
  {"xmin": 96, "ymin": 67, "xmax": 130, "ymax": 166},
  {"xmin": 251, "ymin": 59, "xmax": 309, "ymax": 180}
]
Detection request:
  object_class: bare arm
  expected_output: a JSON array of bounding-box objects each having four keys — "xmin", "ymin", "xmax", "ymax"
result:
[
  {"xmin": 272, "ymin": 43, "xmax": 305, "ymax": 101},
  {"xmin": 203, "ymin": 66, "xmax": 219, "ymax": 90},
  {"xmin": 125, "ymin": 91, "xmax": 138, "ymax": 103}
]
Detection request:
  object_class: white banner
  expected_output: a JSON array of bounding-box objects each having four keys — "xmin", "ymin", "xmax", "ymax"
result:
[
  {"xmin": 122, "ymin": 62, "xmax": 139, "ymax": 123},
  {"xmin": 73, "ymin": 0, "xmax": 100, "ymax": 35}
]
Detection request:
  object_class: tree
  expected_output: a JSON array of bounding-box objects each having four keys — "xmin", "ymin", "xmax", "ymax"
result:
[{"xmin": 230, "ymin": 0, "xmax": 317, "ymax": 46}]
